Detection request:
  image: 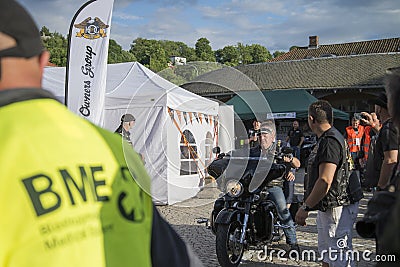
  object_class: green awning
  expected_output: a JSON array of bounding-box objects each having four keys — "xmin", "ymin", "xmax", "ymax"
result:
[{"xmin": 225, "ymin": 89, "xmax": 349, "ymax": 121}]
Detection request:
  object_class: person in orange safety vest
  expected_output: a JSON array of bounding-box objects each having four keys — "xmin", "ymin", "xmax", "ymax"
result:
[{"xmin": 344, "ymin": 117, "xmax": 365, "ymax": 170}]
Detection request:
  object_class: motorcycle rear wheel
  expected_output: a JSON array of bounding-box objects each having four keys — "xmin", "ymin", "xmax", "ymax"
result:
[{"xmin": 216, "ymin": 221, "xmax": 244, "ymax": 267}]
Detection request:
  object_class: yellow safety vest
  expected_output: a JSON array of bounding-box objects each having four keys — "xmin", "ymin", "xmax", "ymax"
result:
[{"xmin": 0, "ymin": 98, "xmax": 153, "ymax": 266}]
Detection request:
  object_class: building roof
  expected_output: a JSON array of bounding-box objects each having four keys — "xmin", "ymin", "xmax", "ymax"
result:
[
  {"xmin": 271, "ymin": 37, "xmax": 400, "ymax": 62},
  {"xmin": 181, "ymin": 66, "xmax": 259, "ymax": 95},
  {"xmin": 182, "ymin": 53, "xmax": 400, "ymax": 96}
]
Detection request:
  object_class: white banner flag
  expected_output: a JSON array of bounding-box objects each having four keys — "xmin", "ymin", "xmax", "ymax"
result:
[{"xmin": 65, "ymin": 0, "xmax": 114, "ymax": 126}]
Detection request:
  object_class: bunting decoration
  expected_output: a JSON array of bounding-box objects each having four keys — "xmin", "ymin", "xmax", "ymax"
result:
[
  {"xmin": 214, "ymin": 116, "xmax": 218, "ymax": 127},
  {"xmin": 166, "ymin": 107, "xmax": 217, "ymax": 127},
  {"xmin": 193, "ymin": 112, "xmax": 199, "ymax": 123},
  {"xmin": 167, "ymin": 107, "xmax": 174, "ymax": 120},
  {"xmin": 176, "ymin": 110, "xmax": 182, "ymax": 123},
  {"xmin": 166, "ymin": 106, "xmax": 220, "ymax": 181},
  {"xmin": 183, "ymin": 111, "xmax": 188, "ymax": 125},
  {"xmin": 189, "ymin": 112, "xmax": 193, "ymax": 124}
]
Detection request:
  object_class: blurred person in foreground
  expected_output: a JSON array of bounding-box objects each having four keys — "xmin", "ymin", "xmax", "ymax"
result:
[
  {"xmin": 360, "ymin": 92, "xmax": 398, "ymax": 192},
  {"xmin": 295, "ymin": 100, "xmax": 358, "ymax": 267},
  {"xmin": 0, "ymin": 1, "xmax": 202, "ymax": 266},
  {"xmin": 375, "ymin": 68, "xmax": 400, "ymax": 266}
]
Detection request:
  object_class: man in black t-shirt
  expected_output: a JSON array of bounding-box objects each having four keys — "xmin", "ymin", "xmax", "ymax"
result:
[
  {"xmin": 295, "ymin": 100, "xmax": 357, "ymax": 267},
  {"xmin": 285, "ymin": 120, "xmax": 304, "ymax": 208},
  {"xmin": 286, "ymin": 120, "xmax": 304, "ymax": 160}
]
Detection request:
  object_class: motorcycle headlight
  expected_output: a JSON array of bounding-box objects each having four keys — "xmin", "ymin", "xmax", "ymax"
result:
[{"xmin": 225, "ymin": 180, "xmax": 243, "ymax": 197}]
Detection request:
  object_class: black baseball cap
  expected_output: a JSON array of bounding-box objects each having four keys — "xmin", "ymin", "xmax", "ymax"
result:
[
  {"xmin": 0, "ymin": 0, "xmax": 44, "ymax": 58},
  {"xmin": 121, "ymin": 114, "xmax": 136, "ymax": 122}
]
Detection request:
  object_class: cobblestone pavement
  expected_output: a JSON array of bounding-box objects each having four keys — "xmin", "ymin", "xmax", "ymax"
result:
[{"xmin": 157, "ymin": 168, "xmax": 377, "ymax": 266}]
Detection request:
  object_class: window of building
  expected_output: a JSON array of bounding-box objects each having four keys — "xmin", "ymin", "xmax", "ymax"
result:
[{"xmin": 180, "ymin": 130, "xmax": 198, "ymax": 175}]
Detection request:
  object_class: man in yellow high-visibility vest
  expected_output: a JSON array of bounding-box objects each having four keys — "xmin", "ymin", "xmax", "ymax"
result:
[{"xmin": 0, "ymin": 1, "xmax": 202, "ymax": 266}]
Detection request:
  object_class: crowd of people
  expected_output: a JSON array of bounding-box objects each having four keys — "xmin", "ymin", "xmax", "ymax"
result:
[{"xmin": 245, "ymin": 89, "xmax": 399, "ymax": 267}]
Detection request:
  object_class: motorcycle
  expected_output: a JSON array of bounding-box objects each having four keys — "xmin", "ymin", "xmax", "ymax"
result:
[{"xmin": 204, "ymin": 146, "xmax": 296, "ymax": 267}]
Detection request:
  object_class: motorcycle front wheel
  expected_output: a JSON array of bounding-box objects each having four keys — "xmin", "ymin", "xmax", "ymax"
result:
[{"xmin": 216, "ymin": 221, "xmax": 244, "ymax": 267}]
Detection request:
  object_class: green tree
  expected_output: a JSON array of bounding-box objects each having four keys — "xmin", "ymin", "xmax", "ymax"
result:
[
  {"xmin": 289, "ymin": 46, "xmax": 299, "ymax": 51},
  {"xmin": 108, "ymin": 39, "xmax": 136, "ymax": 64},
  {"xmin": 42, "ymin": 31, "xmax": 68, "ymax": 66},
  {"xmin": 248, "ymin": 44, "xmax": 272, "ymax": 63},
  {"xmin": 215, "ymin": 45, "xmax": 239, "ymax": 66},
  {"xmin": 40, "ymin": 26, "xmax": 50, "ymax": 36},
  {"xmin": 160, "ymin": 40, "xmax": 196, "ymax": 62},
  {"xmin": 130, "ymin": 38, "xmax": 169, "ymax": 71},
  {"xmin": 237, "ymin": 43, "xmax": 253, "ymax": 65},
  {"xmin": 195, "ymin": 37, "xmax": 215, "ymax": 62},
  {"xmin": 272, "ymin": 50, "xmax": 286, "ymax": 58}
]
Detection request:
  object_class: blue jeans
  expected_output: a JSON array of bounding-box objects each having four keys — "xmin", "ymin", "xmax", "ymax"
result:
[
  {"xmin": 266, "ymin": 186, "xmax": 297, "ymax": 245},
  {"xmin": 283, "ymin": 179, "xmax": 295, "ymax": 204}
]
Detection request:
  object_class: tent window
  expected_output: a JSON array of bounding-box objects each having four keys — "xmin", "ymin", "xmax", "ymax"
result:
[
  {"xmin": 205, "ymin": 132, "xmax": 213, "ymax": 169},
  {"xmin": 180, "ymin": 130, "xmax": 198, "ymax": 175}
]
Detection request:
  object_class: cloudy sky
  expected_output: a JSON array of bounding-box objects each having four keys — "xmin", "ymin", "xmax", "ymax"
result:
[{"xmin": 19, "ymin": 0, "xmax": 400, "ymax": 53}]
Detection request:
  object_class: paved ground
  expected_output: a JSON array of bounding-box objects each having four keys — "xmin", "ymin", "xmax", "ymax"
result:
[{"xmin": 157, "ymin": 168, "xmax": 377, "ymax": 266}]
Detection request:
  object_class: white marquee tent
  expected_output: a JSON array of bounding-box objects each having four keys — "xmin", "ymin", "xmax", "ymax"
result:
[{"xmin": 43, "ymin": 62, "xmax": 219, "ymax": 204}]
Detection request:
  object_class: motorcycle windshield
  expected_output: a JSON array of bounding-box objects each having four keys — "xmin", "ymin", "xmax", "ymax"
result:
[
  {"xmin": 248, "ymin": 155, "xmax": 275, "ymax": 193},
  {"xmin": 223, "ymin": 148, "xmax": 276, "ymax": 193}
]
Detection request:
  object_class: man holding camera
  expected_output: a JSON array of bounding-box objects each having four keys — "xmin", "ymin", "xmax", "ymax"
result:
[
  {"xmin": 246, "ymin": 119, "xmax": 261, "ymax": 148},
  {"xmin": 344, "ymin": 116, "xmax": 365, "ymax": 169}
]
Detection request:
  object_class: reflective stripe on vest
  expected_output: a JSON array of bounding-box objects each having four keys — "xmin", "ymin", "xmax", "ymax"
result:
[
  {"xmin": 345, "ymin": 126, "xmax": 365, "ymax": 152},
  {"xmin": 0, "ymin": 99, "xmax": 153, "ymax": 267}
]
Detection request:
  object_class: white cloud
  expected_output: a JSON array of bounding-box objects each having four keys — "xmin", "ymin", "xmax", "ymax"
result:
[
  {"xmin": 17, "ymin": 0, "xmax": 400, "ymax": 53},
  {"xmin": 114, "ymin": 11, "xmax": 142, "ymax": 21}
]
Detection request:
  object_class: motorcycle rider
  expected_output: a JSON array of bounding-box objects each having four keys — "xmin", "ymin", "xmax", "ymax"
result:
[{"xmin": 250, "ymin": 120, "xmax": 301, "ymax": 254}]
